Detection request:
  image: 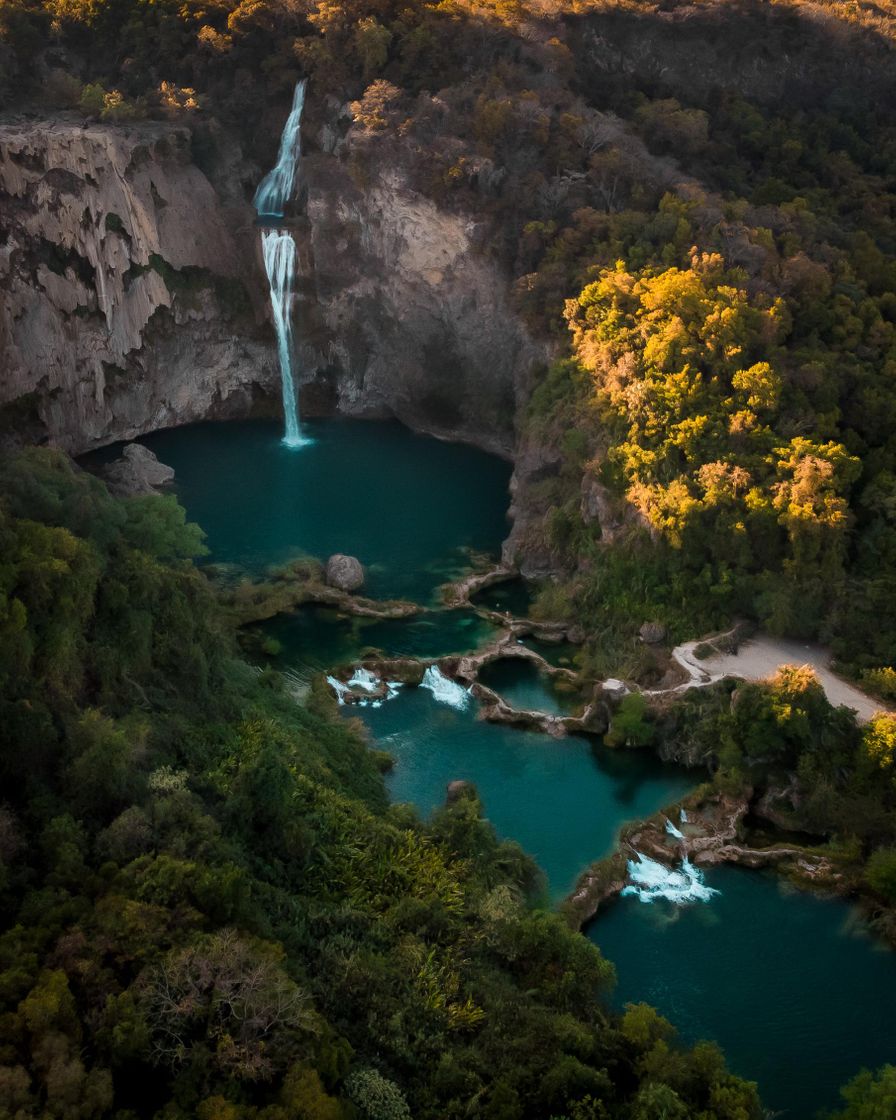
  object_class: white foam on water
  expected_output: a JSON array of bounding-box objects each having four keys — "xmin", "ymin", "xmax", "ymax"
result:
[
  {"xmin": 327, "ymin": 669, "xmax": 402, "ymax": 706},
  {"xmin": 347, "ymin": 667, "xmax": 379, "ymax": 692},
  {"xmin": 421, "ymin": 665, "xmax": 471, "ymax": 710},
  {"xmin": 665, "ymin": 817, "xmax": 685, "ymax": 840},
  {"xmin": 680, "ymin": 808, "xmax": 688, "ymax": 823},
  {"xmin": 326, "ymin": 675, "xmax": 348, "ymax": 704},
  {"xmin": 622, "ymin": 853, "xmax": 719, "ymax": 905}
]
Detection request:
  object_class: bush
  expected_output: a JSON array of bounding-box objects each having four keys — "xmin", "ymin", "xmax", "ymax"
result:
[
  {"xmin": 866, "ymin": 849, "xmax": 896, "ymax": 904},
  {"xmin": 605, "ymin": 693, "xmax": 654, "ymax": 749},
  {"xmin": 344, "ymin": 1069, "xmax": 412, "ymax": 1120}
]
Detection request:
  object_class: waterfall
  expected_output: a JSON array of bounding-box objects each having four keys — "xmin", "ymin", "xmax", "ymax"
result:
[
  {"xmin": 621, "ymin": 853, "xmax": 719, "ymax": 905},
  {"xmin": 260, "ymin": 229, "xmax": 305, "ymax": 448},
  {"xmin": 664, "ymin": 816, "xmax": 685, "ymax": 840},
  {"xmin": 421, "ymin": 665, "xmax": 472, "ymax": 711},
  {"xmin": 255, "ymin": 79, "xmax": 309, "ymax": 447},
  {"xmin": 254, "ymin": 80, "xmax": 307, "ymax": 219}
]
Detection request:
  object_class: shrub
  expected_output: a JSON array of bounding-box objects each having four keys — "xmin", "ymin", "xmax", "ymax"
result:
[{"xmin": 344, "ymin": 1069, "xmax": 411, "ymax": 1120}]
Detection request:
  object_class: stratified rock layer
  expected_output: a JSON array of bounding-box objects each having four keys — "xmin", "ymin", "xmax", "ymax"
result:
[
  {"xmin": 0, "ymin": 113, "xmax": 546, "ymax": 467},
  {"xmin": 0, "ymin": 118, "xmax": 277, "ymax": 450}
]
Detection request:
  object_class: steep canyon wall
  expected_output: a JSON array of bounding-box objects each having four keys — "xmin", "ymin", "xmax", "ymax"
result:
[
  {"xmin": 0, "ymin": 118, "xmax": 278, "ymax": 450},
  {"xmin": 0, "ymin": 115, "xmax": 544, "ymax": 458}
]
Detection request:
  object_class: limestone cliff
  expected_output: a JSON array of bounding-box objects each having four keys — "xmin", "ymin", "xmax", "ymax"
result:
[
  {"xmin": 296, "ymin": 152, "xmax": 547, "ymax": 457},
  {"xmin": 0, "ymin": 113, "xmax": 546, "ymax": 463},
  {"xmin": 0, "ymin": 117, "xmax": 277, "ymax": 451}
]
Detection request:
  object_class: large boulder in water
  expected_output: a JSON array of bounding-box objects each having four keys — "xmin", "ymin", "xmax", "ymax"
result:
[
  {"xmin": 103, "ymin": 443, "xmax": 175, "ymax": 496},
  {"xmin": 446, "ymin": 780, "xmax": 477, "ymax": 805},
  {"xmin": 325, "ymin": 554, "xmax": 365, "ymax": 592}
]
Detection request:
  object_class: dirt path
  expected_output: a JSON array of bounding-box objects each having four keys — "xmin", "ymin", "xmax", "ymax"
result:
[{"xmin": 666, "ymin": 633, "xmax": 888, "ymax": 723}]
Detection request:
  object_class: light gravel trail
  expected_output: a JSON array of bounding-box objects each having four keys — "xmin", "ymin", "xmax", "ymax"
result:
[{"xmin": 658, "ymin": 633, "xmax": 888, "ymax": 723}]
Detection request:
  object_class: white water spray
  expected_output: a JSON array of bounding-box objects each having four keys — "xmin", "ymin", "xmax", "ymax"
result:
[
  {"xmin": 327, "ymin": 668, "xmax": 402, "ymax": 707},
  {"xmin": 664, "ymin": 817, "xmax": 685, "ymax": 840},
  {"xmin": 622, "ymin": 853, "xmax": 719, "ymax": 905},
  {"xmin": 260, "ymin": 229, "xmax": 306, "ymax": 448},
  {"xmin": 421, "ymin": 665, "xmax": 472, "ymax": 710},
  {"xmin": 255, "ymin": 80, "xmax": 309, "ymax": 447},
  {"xmin": 254, "ymin": 80, "xmax": 307, "ymax": 218}
]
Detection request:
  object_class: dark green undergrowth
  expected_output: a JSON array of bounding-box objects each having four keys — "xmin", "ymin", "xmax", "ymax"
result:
[{"xmin": 0, "ymin": 449, "xmax": 766, "ymax": 1119}]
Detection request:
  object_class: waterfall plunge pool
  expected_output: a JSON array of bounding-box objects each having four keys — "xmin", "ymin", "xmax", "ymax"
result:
[{"xmin": 137, "ymin": 418, "xmax": 512, "ymax": 604}]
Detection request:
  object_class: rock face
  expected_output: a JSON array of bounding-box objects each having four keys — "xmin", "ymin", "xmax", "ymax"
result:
[
  {"xmin": 639, "ymin": 621, "xmax": 667, "ymax": 645},
  {"xmin": 0, "ymin": 115, "xmax": 546, "ymax": 464},
  {"xmin": 102, "ymin": 443, "xmax": 174, "ymax": 496},
  {"xmin": 296, "ymin": 153, "xmax": 548, "ymax": 457},
  {"xmin": 0, "ymin": 106, "xmax": 551, "ymax": 600},
  {"xmin": 325, "ymin": 553, "xmax": 365, "ymax": 592},
  {"xmin": 0, "ymin": 117, "xmax": 278, "ymax": 451},
  {"xmin": 445, "ymin": 780, "xmax": 476, "ymax": 804},
  {"xmin": 501, "ymin": 440, "xmax": 565, "ymax": 576}
]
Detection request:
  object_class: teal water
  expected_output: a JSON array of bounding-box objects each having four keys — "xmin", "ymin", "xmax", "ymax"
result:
[
  {"xmin": 358, "ymin": 687, "xmax": 693, "ymax": 898},
  {"xmin": 591, "ymin": 866, "xmax": 896, "ymax": 1118},
  {"xmin": 478, "ymin": 657, "xmax": 581, "ymax": 716},
  {"xmin": 472, "ymin": 578, "xmax": 534, "ymax": 617},
  {"xmin": 138, "ymin": 420, "xmax": 512, "ymax": 603},
  {"xmin": 257, "ymin": 606, "xmax": 497, "ymax": 680},
  {"xmin": 98, "ymin": 417, "xmax": 896, "ymax": 1116}
]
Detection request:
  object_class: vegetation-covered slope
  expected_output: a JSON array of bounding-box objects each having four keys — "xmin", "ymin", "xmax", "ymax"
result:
[
  {"xmin": 0, "ymin": 450, "xmax": 766, "ymax": 1118},
  {"xmin": 3, "ymin": 1, "xmax": 896, "ymax": 1114}
]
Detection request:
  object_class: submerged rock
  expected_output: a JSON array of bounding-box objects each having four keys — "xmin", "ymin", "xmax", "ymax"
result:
[
  {"xmin": 103, "ymin": 443, "xmax": 175, "ymax": 496},
  {"xmin": 446, "ymin": 780, "xmax": 476, "ymax": 804},
  {"xmin": 325, "ymin": 553, "xmax": 365, "ymax": 592}
]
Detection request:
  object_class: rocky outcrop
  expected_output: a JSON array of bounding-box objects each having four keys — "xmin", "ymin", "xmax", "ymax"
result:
[
  {"xmin": 446, "ymin": 780, "xmax": 476, "ymax": 804},
  {"xmin": 501, "ymin": 440, "xmax": 566, "ymax": 575},
  {"xmin": 639, "ymin": 621, "xmax": 666, "ymax": 645},
  {"xmin": 0, "ymin": 118, "xmax": 278, "ymax": 451},
  {"xmin": 325, "ymin": 553, "xmax": 365, "ymax": 592},
  {"xmin": 102, "ymin": 443, "xmax": 174, "ymax": 496},
  {"xmin": 564, "ymin": 789, "xmax": 842, "ymax": 928},
  {"xmin": 296, "ymin": 151, "xmax": 548, "ymax": 457},
  {"xmin": 0, "ymin": 113, "xmax": 547, "ymax": 464}
]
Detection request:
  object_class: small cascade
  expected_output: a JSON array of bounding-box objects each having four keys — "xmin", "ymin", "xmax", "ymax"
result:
[
  {"xmin": 254, "ymin": 80, "xmax": 307, "ymax": 218},
  {"xmin": 664, "ymin": 816, "xmax": 685, "ymax": 840},
  {"xmin": 621, "ymin": 853, "xmax": 719, "ymax": 905},
  {"xmin": 326, "ymin": 668, "xmax": 402, "ymax": 708},
  {"xmin": 421, "ymin": 665, "xmax": 472, "ymax": 710},
  {"xmin": 255, "ymin": 79, "xmax": 309, "ymax": 447}
]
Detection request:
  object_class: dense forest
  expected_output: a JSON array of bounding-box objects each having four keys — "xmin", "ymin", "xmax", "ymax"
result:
[
  {"xmin": 0, "ymin": 450, "xmax": 769, "ymax": 1118},
  {"xmin": 3, "ymin": 0, "xmax": 896, "ymax": 1115}
]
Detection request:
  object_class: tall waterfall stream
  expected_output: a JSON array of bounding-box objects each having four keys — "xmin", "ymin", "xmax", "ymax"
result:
[{"xmin": 255, "ymin": 80, "xmax": 308, "ymax": 447}]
